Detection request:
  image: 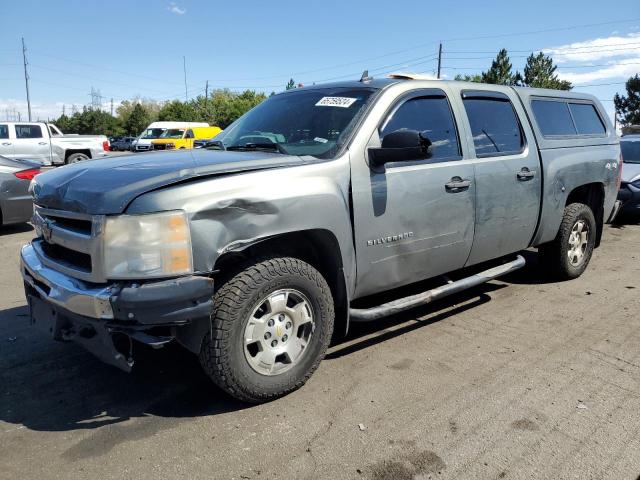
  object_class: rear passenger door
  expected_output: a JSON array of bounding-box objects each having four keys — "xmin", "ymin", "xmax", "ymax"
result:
[
  {"xmin": 351, "ymin": 88, "xmax": 476, "ymax": 297},
  {"xmin": 459, "ymin": 90, "xmax": 542, "ymax": 266}
]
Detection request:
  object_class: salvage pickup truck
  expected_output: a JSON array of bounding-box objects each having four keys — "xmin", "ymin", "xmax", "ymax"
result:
[
  {"xmin": 0, "ymin": 122, "xmax": 109, "ymax": 166},
  {"xmin": 22, "ymin": 77, "xmax": 622, "ymax": 403}
]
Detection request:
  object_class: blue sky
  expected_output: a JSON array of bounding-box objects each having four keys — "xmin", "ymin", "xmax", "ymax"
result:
[{"xmin": 1, "ymin": 0, "xmax": 639, "ymax": 123}]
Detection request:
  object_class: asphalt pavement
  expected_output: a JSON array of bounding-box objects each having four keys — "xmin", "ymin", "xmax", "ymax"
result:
[{"xmin": 1, "ymin": 221, "xmax": 639, "ymax": 480}]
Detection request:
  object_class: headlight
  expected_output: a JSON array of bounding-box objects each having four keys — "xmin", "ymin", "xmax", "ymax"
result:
[{"xmin": 103, "ymin": 211, "xmax": 193, "ymax": 279}]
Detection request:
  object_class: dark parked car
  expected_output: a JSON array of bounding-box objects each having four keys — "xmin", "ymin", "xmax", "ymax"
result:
[
  {"xmin": 0, "ymin": 155, "xmax": 40, "ymax": 227},
  {"xmin": 110, "ymin": 136, "xmax": 136, "ymax": 151},
  {"xmin": 618, "ymin": 134, "xmax": 640, "ymax": 217}
]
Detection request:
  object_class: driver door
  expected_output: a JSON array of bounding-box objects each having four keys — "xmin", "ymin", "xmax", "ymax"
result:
[{"xmin": 351, "ymin": 89, "xmax": 476, "ymax": 298}]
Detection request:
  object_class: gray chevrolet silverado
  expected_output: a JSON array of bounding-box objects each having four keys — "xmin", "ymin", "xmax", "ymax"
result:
[{"xmin": 21, "ymin": 77, "xmax": 621, "ymax": 402}]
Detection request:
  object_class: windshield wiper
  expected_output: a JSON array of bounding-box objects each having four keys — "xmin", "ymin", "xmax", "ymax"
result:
[{"xmin": 227, "ymin": 143, "xmax": 287, "ymax": 154}]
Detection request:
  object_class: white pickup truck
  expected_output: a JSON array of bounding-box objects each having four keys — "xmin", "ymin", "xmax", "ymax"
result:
[{"xmin": 0, "ymin": 122, "xmax": 110, "ymax": 166}]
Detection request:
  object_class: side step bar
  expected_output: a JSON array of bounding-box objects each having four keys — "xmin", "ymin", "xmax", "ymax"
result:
[{"xmin": 349, "ymin": 255, "xmax": 525, "ymax": 322}]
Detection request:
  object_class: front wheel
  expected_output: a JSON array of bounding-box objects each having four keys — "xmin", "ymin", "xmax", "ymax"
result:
[
  {"xmin": 539, "ymin": 202, "xmax": 596, "ymax": 280},
  {"xmin": 199, "ymin": 257, "xmax": 335, "ymax": 403}
]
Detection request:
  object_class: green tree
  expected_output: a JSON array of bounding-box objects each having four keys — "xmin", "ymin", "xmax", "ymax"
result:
[
  {"xmin": 286, "ymin": 78, "xmax": 297, "ymax": 90},
  {"xmin": 614, "ymin": 74, "xmax": 640, "ymax": 126},
  {"xmin": 157, "ymin": 100, "xmax": 197, "ymax": 121},
  {"xmin": 209, "ymin": 89, "xmax": 267, "ymax": 128},
  {"xmin": 53, "ymin": 108, "xmax": 122, "ymax": 136},
  {"xmin": 482, "ymin": 49, "xmax": 518, "ymax": 86},
  {"xmin": 454, "ymin": 73, "xmax": 482, "ymax": 83},
  {"xmin": 124, "ymin": 103, "xmax": 151, "ymax": 136},
  {"xmin": 53, "ymin": 113, "xmax": 74, "ymax": 132},
  {"xmin": 520, "ymin": 52, "xmax": 572, "ymax": 90}
]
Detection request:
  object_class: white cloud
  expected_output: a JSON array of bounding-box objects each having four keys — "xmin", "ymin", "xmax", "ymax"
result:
[
  {"xmin": 0, "ymin": 99, "xmax": 66, "ymax": 122},
  {"xmin": 556, "ymin": 58, "xmax": 640, "ymax": 85},
  {"xmin": 167, "ymin": 2, "xmax": 186, "ymax": 15},
  {"xmin": 544, "ymin": 33, "xmax": 640, "ymax": 63}
]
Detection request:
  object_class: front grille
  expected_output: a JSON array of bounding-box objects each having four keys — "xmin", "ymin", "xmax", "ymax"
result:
[
  {"xmin": 33, "ymin": 206, "xmax": 105, "ymax": 283},
  {"xmin": 153, "ymin": 144, "xmax": 167, "ymax": 150},
  {"xmin": 40, "ymin": 242, "xmax": 92, "ymax": 272},
  {"xmin": 40, "ymin": 213, "xmax": 92, "ymax": 235}
]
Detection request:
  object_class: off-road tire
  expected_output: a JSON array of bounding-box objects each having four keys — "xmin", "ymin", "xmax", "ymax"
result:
[
  {"xmin": 539, "ymin": 202, "xmax": 596, "ymax": 280},
  {"xmin": 199, "ymin": 257, "xmax": 334, "ymax": 403},
  {"xmin": 65, "ymin": 153, "xmax": 89, "ymax": 164}
]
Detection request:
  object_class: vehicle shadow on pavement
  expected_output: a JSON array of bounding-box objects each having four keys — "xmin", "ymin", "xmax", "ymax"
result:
[
  {"xmin": 328, "ymin": 283, "xmax": 504, "ymax": 360},
  {"xmin": 0, "ymin": 223, "xmax": 33, "ymax": 236},
  {"xmin": 0, "ymin": 256, "xmax": 546, "ymax": 433},
  {"xmin": 1, "ymin": 305, "xmax": 246, "ymax": 432}
]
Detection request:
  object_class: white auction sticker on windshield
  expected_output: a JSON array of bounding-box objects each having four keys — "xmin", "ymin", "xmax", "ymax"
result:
[{"xmin": 315, "ymin": 97, "xmax": 358, "ymax": 108}]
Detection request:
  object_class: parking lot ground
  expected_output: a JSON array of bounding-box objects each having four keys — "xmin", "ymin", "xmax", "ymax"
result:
[{"xmin": 1, "ymin": 222, "xmax": 640, "ymax": 480}]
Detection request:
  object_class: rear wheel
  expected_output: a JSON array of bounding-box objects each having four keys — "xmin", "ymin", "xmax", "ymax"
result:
[
  {"xmin": 539, "ymin": 202, "xmax": 596, "ymax": 280},
  {"xmin": 199, "ymin": 257, "xmax": 334, "ymax": 403},
  {"xmin": 65, "ymin": 153, "xmax": 89, "ymax": 164}
]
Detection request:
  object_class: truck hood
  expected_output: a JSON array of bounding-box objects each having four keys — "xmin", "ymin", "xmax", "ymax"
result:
[{"xmin": 31, "ymin": 150, "xmax": 309, "ymax": 214}]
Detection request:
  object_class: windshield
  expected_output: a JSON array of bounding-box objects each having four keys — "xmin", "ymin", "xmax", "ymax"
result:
[
  {"xmin": 213, "ymin": 87, "xmax": 375, "ymax": 158},
  {"xmin": 160, "ymin": 129, "xmax": 186, "ymax": 139},
  {"xmin": 621, "ymin": 140, "xmax": 640, "ymax": 164},
  {"xmin": 140, "ymin": 128, "xmax": 167, "ymax": 139}
]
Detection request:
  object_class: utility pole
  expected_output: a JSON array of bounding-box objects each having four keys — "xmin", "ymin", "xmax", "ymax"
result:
[
  {"xmin": 205, "ymin": 80, "xmax": 209, "ymax": 111},
  {"xmin": 110, "ymin": 98, "xmax": 114, "ymax": 116},
  {"xmin": 183, "ymin": 56, "xmax": 188, "ymax": 101},
  {"xmin": 22, "ymin": 37, "xmax": 32, "ymax": 121},
  {"xmin": 437, "ymin": 42, "xmax": 443, "ymax": 79}
]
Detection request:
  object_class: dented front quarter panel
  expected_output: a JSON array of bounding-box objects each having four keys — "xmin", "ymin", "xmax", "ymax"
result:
[{"xmin": 125, "ymin": 155, "xmax": 357, "ymax": 295}]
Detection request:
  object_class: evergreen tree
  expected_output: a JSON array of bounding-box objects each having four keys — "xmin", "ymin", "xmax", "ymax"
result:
[
  {"xmin": 521, "ymin": 52, "xmax": 572, "ymax": 90},
  {"xmin": 614, "ymin": 74, "xmax": 640, "ymax": 126},
  {"xmin": 482, "ymin": 49, "xmax": 517, "ymax": 86},
  {"xmin": 285, "ymin": 78, "xmax": 297, "ymax": 90}
]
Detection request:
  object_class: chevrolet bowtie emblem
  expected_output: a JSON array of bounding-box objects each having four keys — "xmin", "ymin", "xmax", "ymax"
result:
[
  {"xmin": 41, "ymin": 219, "xmax": 53, "ymax": 243},
  {"xmin": 276, "ymin": 326, "xmax": 283, "ymax": 337}
]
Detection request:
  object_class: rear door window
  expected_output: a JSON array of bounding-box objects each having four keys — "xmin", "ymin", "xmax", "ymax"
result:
[
  {"xmin": 380, "ymin": 94, "xmax": 461, "ymax": 161},
  {"xmin": 0, "ymin": 124, "xmax": 8, "ymax": 139},
  {"xmin": 15, "ymin": 124, "xmax": 43, "ymax": 139},
  {"xmin": 531, "ymin": 100, "xmax": 577, "ymax": 136},
  {"xmin": 568, "ymin": 103, "xmax": 606, "ymax": 135},
  {"xmin": 462, "ymin": 95, "xmax": 524, "ymax": 157}
]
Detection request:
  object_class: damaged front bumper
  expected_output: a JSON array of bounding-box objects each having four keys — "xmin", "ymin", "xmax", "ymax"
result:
[{"xmin": 20, "ymin": 243, "xmax": 214, "ymax": 371}]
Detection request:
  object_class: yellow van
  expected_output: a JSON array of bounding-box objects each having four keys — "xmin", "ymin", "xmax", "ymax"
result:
[{"xmin": 152, "ymin": 126, "xmax": 222, "ymax": 150}]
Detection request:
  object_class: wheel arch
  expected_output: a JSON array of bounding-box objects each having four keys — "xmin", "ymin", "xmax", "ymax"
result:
[
  {"xmin": 214, "ymin": 229, "xmax": 350, "ymax": 340},
  {"xmin": 565, "ymin": 182, "xmax": 605, "ymax": 247},
  {"xmin": 64, "ymin": 149, "xmax": 92, "ymax": 162}
]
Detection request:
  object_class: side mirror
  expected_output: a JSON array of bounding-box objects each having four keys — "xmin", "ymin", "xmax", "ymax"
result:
[{"xmin": 368, "ymin": 130, "xmax": 433, "ymax": 167}]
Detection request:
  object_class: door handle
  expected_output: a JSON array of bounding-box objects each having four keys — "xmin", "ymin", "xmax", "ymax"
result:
[
  {"xmin": 1, "ymin": 142, "xmax": 11, "ymax": 146},
  {"xmin": 445, "ymin": 177, "xmax": 472, "ymax": 192},
  {"xmin": 38, "ymin": 142, "xmax": 47, "ymax": 146},
  {"xmin": 517, "ymin": 168, "xmax": 535, "ymax": 181}
]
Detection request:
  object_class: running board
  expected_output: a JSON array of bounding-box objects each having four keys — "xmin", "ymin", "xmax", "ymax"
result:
[{"xmin": 349, "ymin": 255, "xmax": 525, "ymax": 322}]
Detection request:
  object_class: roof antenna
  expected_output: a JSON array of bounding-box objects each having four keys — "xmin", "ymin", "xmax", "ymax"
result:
[{"xmin": 359, "ymin": 70, "xmax": 373, "ymax": 82}]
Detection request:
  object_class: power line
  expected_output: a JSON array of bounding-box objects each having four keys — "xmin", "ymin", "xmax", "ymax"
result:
[{"xmin": 444, "ymin": 41, "xmax": 640, "ymax": 54}]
